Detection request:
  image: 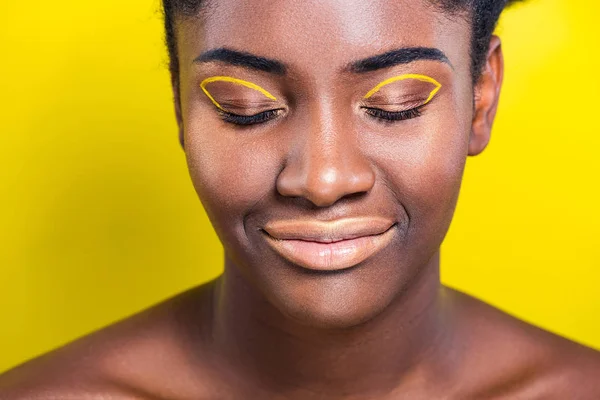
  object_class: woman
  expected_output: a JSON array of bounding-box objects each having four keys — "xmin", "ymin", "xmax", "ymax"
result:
[{"xmin": 1, "ymin": 0, "xmax": 599, "ymax": 398}]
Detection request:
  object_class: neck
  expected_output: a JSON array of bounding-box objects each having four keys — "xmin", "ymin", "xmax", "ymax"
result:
[{"xmin": 210, "ymin": 250, "xmax": 454, "ymax": 398}]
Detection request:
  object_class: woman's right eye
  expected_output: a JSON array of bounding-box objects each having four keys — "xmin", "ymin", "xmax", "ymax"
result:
[{"xmin": 217, "ymin": 109, "xmax": 282, "ymax": 126}]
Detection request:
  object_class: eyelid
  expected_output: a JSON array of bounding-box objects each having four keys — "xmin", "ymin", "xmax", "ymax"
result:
[
  {"xmin": 362, "ymin": 98, "xmax": 427, "ymax": 111},
  {"xmin": 218, "ymin": 99, "xmax": 279, "ymax": 111},
  {"xmin": 200, "ymin": 76, "xmax": 277, "ymax": 111},
  {"xmin": 363, "ymin": 73, "xmax": 442, "ymax": 106}
]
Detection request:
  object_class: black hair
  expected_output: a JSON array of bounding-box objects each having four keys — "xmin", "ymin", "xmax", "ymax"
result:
[{"xmin": 162, "ymin": 0, "xmax": 523, "ymax": 87}]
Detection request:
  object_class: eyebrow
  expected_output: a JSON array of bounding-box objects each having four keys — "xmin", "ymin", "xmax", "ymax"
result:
[
  {"xmin": 194, "ymin": 48, "xmax": 287, "ymax": 75},
  {"xmin": 345, "ymin": 47, "xmax": 452, "ymax": 73},
  {"xmin": 193, "ymin": 46, "xmax": 451, "ymax": 76}
]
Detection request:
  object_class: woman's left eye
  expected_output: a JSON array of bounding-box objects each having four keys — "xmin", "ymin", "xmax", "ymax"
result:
[
  {"xmin": 362, "ymin": 106, "xmax": 423, "ymax": 122},
  {"xmin": 218, "ymin": 109, "xmax": 282, "ymax": 126}
]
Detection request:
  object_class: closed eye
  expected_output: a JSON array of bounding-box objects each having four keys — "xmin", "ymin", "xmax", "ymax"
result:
[
  {"xmin": 362, "ymin": 105, "xmax": 424, "ymax": 122},
  {"xmin": 217, "ymin": 109, "xmax": 283, "ymax": 126}
]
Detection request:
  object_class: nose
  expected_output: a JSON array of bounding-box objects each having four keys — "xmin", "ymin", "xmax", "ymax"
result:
[{"xmin": 276, "ymin": 109, "xmax": 376, "ymax": 208}]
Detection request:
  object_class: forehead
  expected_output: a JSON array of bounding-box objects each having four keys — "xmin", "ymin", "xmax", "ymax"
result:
[{"xmin": 177, "ymin": 0, "xmax": 471, "ymax": 75}]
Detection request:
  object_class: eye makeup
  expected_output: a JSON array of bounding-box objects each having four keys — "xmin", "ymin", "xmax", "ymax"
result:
[
  {"xmin": 199, "ymin": 74, "xmax": 442, "ymax": 127},
  {"xmin": 200, "ymin": 76, "xmax": 278, "ymax": 111},
  {"xmin": 363, "ymin": 73, "xmax": 442, "ymax": 105},
  {"xmin": 359, "ymin": 73, "xmax": 443, "ymax": 123}
]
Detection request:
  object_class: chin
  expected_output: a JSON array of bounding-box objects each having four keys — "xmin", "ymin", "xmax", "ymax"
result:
[{"xmin": 259, "ymin": 258, "xmax": 411, "ymax": 330}]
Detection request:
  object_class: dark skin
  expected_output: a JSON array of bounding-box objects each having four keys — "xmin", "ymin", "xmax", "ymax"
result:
[{"xmin": 1, "ymin": 0, "xmax": 599, "ymax": 399}]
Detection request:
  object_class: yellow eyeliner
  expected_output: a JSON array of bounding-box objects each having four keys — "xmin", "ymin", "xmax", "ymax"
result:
[
  {"xmin": 200, "ymin": 76, "xmax": 277, "ymax": 111},
  {"xmin": 364, "ymin": 73, "xmax": 442, "ymax": 105}
]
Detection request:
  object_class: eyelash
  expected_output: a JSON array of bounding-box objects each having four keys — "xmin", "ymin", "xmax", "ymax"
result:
[
  {"xmin": 217, "ymin": 105, "xmax": 424, "ymax": 126},
  {"xmin": 362, "ymin": 106, "xmax": 423, "ymax": 122},
  {"xmin": 217, "ymin": 109, "xmax": 281, "ymax": 126}
]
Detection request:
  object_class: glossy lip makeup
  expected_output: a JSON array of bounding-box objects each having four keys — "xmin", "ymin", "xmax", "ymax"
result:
[
  {"xmin": 200, "ymin": 76, "xmax": 277, "ymax": 111},
  {"xmin": 364, "ymin": 73, "xmax": 442, "ymax": 104},
  {"xmin": 262, "ymin": 217, "xmax": 397, "ymax": 272}
]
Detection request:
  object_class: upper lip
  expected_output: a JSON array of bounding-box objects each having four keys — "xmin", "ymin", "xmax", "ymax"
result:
[{"xmin": 263, "ymin": 217, "xmax": 395, "ymax": 243}]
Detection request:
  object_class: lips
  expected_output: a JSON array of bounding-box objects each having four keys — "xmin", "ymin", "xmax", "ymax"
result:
[{"xmin": 262, "ymin": 217, "xmax": 396, "ymax": 271}]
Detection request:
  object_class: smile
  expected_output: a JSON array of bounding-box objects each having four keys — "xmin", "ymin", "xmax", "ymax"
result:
[{"xmin": 262, "ymin": 217, "xmax": 397, "ymax": 272}]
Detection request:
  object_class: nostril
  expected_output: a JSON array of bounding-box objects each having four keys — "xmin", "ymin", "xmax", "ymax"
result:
[{"xmin": 277, "ymin": 176, "xmax": 373, "ymax": 208}]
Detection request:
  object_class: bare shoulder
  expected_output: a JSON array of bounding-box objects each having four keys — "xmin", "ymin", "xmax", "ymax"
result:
[
  {"xmin": 446, "ymin": 287, "xmax": 600, "ymax": 399},
  {"xmin": 0, "ymin": 281, "xmax": 219, "ymax": 400}
]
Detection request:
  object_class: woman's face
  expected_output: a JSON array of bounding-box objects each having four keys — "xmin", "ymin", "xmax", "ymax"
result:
[{"xmin": 175, "ymin": 0, "xmax": 490, "ymax": 328}]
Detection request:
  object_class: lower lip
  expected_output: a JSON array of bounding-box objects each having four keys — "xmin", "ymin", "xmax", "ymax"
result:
[{"xmin": 263, "ymin": 225, "xmax": 396, "ymax": 272}]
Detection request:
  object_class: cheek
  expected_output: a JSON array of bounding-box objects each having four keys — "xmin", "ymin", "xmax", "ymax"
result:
[
  {"xmin": 372, "ymin": 97, "xmax": 472, "ymax": 247},
  {"xmin": 184, "ymin": 119, "xmax": 281, "ymax": 224}
]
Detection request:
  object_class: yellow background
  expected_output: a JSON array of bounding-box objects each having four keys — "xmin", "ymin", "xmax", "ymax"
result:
[{"xmin": 1, "ymin": 0, "xmax": 598, "ymax": 373}]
